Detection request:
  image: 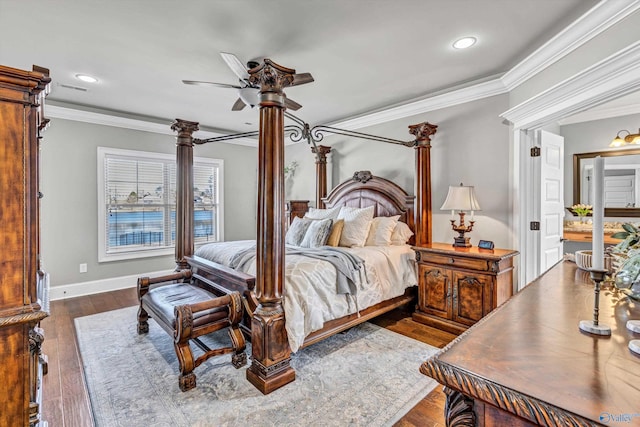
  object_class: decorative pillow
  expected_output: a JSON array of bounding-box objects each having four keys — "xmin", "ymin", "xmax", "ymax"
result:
[
  {"xmin": 326, "ymin": 219, "xmax": 344, "ymax": 247},
  {"xmin": 390, "ymin": 221, "xmax": 414, "ymax": 245},
  {"xmin": 337, "ymin": 206, "xmax": 375, "ymax": 247},
  {"xmin": 365, "ymin": 215, "xmax": 400, "ymax": 246},
  {"xmin": 300, "ymin": 218, "xmax": 333, "ymax": 248},
  {"xmin": 285, "ymin": 216, "xmax": 313, "ymax": 246},
  {"xmin": 304, "ymin": 206, "xmax": 341, "ymax": 220}
]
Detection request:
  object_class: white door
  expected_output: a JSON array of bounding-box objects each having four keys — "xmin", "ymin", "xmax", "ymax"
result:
[
  {"xmin": 604, "ymin": 175, "xmax": 635, "ymax": 207},
  {"xmin": 539, "ymin": 130, "xmax": 564, "ymax": 274}
]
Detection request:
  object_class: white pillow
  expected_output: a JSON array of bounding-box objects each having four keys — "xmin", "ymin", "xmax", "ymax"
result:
[
  {"xmin": 390, "ymin": 221, "xmax": 414, "ymax": 245},
  {"xmin": 304, "ymin": 206, "xmax": 341, "ymax": 220},
  {"xmin": 337, "ymin": 206, "xmax": 375, "ymax": 247},
  {"xmin": 365, "ymin": 215, "xmax": 400, "ymax": 246}
]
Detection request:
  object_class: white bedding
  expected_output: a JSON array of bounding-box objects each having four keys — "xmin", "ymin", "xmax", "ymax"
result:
[{"xmin": 194, "ymin": 240, "xmax": 417, "ymax": 352}]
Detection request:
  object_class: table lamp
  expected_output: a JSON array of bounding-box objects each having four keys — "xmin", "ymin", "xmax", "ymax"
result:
[{"xmin": 441, "ymin": 183, "xmax": 481, "ymax": 247}]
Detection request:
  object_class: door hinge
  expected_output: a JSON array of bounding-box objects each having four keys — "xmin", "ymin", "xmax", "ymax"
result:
[
  {"xmin": 530, "ymin": 146, "xmax": 541, "ymax": 157},
  {"xmin": 530, "ymin": 221, "xmax": 540, "ymax": 231}
]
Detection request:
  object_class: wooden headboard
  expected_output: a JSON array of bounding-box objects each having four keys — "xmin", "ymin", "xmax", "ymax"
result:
[{"xmin": 323, "ymin": 171, "xmax": 415, "ymax": 242}]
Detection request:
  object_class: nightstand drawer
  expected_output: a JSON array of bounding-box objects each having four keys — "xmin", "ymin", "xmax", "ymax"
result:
[{"xmin": 421, "ymin": 252, "xmax": 490, "ymax": 272}]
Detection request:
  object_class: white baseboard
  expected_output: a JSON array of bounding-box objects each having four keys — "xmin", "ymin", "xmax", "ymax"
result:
[{"xmin": 49, "ymin": 269, "xmax": 175, "ymax": 301}]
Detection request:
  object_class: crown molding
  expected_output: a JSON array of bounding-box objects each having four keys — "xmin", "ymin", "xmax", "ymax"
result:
[
  {"xmin": 315, "ymin": 2, "xmax": 640, "ymax": 131},
  {"xmin": 330, "ymin": 77, "xmax": 508, "ymax": 130},
  {"xmin": 501, "ymin": 0, "xmax": 640, "ymax": 91},
  {"xmin": 558, "ymin": 102, "xmax": 640, "ymax": 125},
  {"xmin": 500, "ymin": 40, "xmax": 640, "ymax": 130},
  {"xmin": 46, "ymin": 105, "xmax": 260, "ymax": 147}
]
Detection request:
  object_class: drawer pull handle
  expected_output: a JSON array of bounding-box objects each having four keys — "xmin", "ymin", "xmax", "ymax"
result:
[{"xmin": 449, "ymin": 258, "xmax": 455, "ymax": 264}]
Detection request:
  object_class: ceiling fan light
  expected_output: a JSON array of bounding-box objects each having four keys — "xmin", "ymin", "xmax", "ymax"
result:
[{"xmin": 238, "ymin": 87, "xmax": 260, "ymax": 108}]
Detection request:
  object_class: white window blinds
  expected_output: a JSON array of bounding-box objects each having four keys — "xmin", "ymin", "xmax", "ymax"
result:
[{"xmin": 98, "ymin": 147, "xmax": 223, "ymax": 262}]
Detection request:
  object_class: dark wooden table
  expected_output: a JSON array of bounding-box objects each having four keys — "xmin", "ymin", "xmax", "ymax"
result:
[{"xmin": 421, "ymin": 261, "xmax": 640, "ymax": 426}]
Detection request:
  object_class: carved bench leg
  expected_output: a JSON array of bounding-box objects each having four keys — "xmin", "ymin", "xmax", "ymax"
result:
[
  {"xmin": 137, "ymin": 307, "xmax": 149, "ymax": 334},
  {"xmin": 229, "ymin": 325, "xmax": 247, "ymax": 368},
  {"xmin": 232, "ymin": 352, "xmax": 248, "ymax": 369},
  {"xmin": 137, "ymin": 277, "xmax": 151, "ymax": 334},
  {"xmin": 175, "ymin": 305, "xmax": 196, "ymax": 392},
  {"xmin": 179, "ymin": 371, "xmax": 196, "ymax": 392}
]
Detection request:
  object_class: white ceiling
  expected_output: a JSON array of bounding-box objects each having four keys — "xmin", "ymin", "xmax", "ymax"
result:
[{"xmin": 0, "ymin": 0, "xmax": 601, "ymax": 134}]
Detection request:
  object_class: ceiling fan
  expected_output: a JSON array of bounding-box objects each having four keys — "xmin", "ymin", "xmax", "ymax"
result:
[{"xmin": 182, "ymin": 52, "xmax": 314, "ymax": 111}]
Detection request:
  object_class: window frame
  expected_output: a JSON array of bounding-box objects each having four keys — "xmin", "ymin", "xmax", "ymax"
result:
[{"xmin": 97, "ymin": 147, "xmax": 224, "ymax": 262}]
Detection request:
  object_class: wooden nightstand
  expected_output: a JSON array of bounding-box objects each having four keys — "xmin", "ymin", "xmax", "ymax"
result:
[{"xmin": 412, "ymin": 243, "xmax": 518, "ymax": 335}]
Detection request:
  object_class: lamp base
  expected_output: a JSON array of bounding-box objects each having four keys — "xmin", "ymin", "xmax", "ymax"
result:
[{"xmin": 452, "ymin": 236, "xmax": 471, "ymax": 248}]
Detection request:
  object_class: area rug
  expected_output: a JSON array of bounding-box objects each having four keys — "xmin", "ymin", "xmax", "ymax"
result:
[{"xmin": 75, "ymin": 306, "xmax": 439, "ymax": 427}]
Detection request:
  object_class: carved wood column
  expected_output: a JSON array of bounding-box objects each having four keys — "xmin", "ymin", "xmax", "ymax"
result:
[
  {"xmin": 171, "ymin": 119, "xmax": 199, "ymax": 270},
  {"xmin": 311, "ymin": 145, "xmax": 331, "ymax": 208},
  {"xmin": 409, "ymin": 122, "xmax": 438, "ymax": 246},
  {"xmin": 246, "ymin": 59, "xmax": 296, "ymax": 394}
]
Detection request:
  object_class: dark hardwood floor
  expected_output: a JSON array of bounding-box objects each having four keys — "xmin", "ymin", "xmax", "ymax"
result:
[{"xmin": 40, "ymin": 288, "xmax": 456, "ymax": 427}]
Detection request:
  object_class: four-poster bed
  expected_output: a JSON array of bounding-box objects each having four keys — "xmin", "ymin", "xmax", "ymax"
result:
[{"xmin": 139, "ymin": 58, "xmax": 438, "ymax": 394}]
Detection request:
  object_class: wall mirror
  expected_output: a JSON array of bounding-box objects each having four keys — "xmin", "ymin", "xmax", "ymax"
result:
[{"xmin": 573, "ymin": 148, "xmax": 640, "ymax": 217}]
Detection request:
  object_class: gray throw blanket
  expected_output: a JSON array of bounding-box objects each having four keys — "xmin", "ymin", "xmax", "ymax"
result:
[{"xmin": 229, "ymin": 245, "xmax": 367, "ymax": 296}]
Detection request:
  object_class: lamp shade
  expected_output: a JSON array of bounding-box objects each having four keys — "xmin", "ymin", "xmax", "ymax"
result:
[
  {"xmin": 609, "ymin": 136, "xmax": 626, "ymax": 147},
  {"xmin": 440, "ymin": 184, "xmax": 481, "ymax": 211}
]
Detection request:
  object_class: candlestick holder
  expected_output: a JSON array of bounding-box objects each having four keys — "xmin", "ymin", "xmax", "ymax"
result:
[{"xmin": 579, "ymin": 269, "xmax": 611, "ymax": 336}]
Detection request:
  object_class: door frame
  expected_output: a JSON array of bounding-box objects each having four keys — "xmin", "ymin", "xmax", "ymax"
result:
[{"xmin": 502, "ymin": 41, "xmax": 640, "ymax": 289}]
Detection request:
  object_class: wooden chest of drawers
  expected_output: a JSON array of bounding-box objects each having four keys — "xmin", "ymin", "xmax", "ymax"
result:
[{"xmin": 412, "ymin": 243, "xmax": 518, "ymax": 334}]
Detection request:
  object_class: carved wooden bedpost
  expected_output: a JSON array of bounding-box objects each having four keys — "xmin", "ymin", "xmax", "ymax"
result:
[
  {"xmin": 311, "ymin": 145, "xmax": 331, "ymax": 208},
  {"xmin": 409, "ymin": 122, "xmax": 438, "ymax": 246},
  {"xmin": 246, "ymin": 59, "xmax": 297, "ymax": 394},
  {"xmin": 171, "ymin": 119, "xmax": 199, "ymax": 270}
]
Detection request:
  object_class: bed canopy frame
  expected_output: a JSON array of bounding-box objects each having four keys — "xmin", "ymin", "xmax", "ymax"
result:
[{"xmin": 168, "ymin": 58, "xmax": 437, "ymax": 394}]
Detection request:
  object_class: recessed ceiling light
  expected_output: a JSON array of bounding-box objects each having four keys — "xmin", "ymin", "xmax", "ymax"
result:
[
  {"xmin": 452, "ymin": 37, "xmax": 477, "ymax": 49},
  {"xmin": 75, "ymin": 74, "xmax": 98, "ymax": 83}
]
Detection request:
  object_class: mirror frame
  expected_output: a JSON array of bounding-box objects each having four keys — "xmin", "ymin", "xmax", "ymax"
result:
[{"xmin": 573, "ymin": 148, "xmax": 640, "ymax": 218}]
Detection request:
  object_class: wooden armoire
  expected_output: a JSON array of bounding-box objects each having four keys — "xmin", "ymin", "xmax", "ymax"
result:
[{"xmin": 0, "ymin": 64, "xmax": 51, "ymax": 426}]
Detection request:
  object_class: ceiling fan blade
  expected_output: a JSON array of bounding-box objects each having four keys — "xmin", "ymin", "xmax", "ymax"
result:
[
  {"xmin": 231, "ymin": 98, "xmax": 246, "ymax": 111},
  {"xmin": 284, "ymin": 97, "xmax": 302, "ymax": 111},
  {"xmin": 182, "ymin": 80, "xmax": 242, "ymax": 89},
  {"xmin": 220, "ymin": 52, "xmax": 250, "ymax": 82},
  {"xmin": 291, "ymin": 72, "xmax": 314, "ymax": 86}
]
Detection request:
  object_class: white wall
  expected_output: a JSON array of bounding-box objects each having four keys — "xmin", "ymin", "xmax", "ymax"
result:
[
  {"xmin": 285, "ymin": 94, "xmax": 514, "ymax": 249},
  {"xmin": 40, "ymin": 118, "xmax": 257, "ymax": 288}
]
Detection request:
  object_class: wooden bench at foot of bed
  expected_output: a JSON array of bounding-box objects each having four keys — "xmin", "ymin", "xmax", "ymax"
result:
[{"xmin": 137, "ymin": 270, "xmax": 248, "ymax": 391}]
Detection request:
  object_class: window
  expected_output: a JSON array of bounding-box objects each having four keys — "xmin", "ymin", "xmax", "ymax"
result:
[{"xmin": 98, "ymin": 147, "xmax": 223, "ymax": 262}]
